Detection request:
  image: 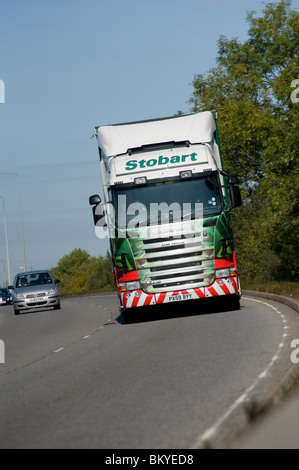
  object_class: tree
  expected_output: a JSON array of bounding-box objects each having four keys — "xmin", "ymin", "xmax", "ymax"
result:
[
  {"xmin": 50, "ymin": 249, "xmax": 115, "ymax": 296},
  {"xmin": 189, "ymin": 0, "xmax": 299, "ymax": 281},
  {"xmin": 54, "ymin": 248, "xmax": 91, "ymax": 276}
]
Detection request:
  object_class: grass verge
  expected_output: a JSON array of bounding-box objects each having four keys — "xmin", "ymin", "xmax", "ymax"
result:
[{"xmin": 241, "ymin": 281, "xmax": 299, "ymax": 301}]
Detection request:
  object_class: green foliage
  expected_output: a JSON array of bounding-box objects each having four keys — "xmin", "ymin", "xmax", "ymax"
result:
[
  {"xmin": 50, "ymin": 2, "xmax": 298, "ymax": 296},
  {"xmin": 189, "ymin": 0, "xmax": 299, "ymax": 283},
  {"xmin": 242, "ymin": 280, "xmax": 299, "ymax": 301},
  {"xmin": 50, "ymin": 248, "xmax": 115, "ymax": 296}
]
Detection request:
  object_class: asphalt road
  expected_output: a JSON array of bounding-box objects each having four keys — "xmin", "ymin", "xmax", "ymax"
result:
[{"xmin": 1, "ymin": 293, "xmax": 299, "ymax": 449}]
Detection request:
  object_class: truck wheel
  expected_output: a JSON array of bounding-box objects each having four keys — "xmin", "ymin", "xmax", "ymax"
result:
[
  {"xmin": 227, "ymin": 295, "xmax": 241, "ymax": 311},
  {"xmin": 122, "ymin": 311, "xmax": 129, "ymax": 323},
  {"xmin": 122, "ymin": 310, "xmax": 134, "ymax": 324}
]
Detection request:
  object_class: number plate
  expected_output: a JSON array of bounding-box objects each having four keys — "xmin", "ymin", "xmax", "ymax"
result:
[
  {"xmin": 168, "ymin": 293, "xmax": 192, "ymax": 302},
  {"xmin": 169, "ymin": 295, "xmax": 182, "ymax": 302},
  {"xmin": 27, "ymin": 297, "xmax": 44, "ymax": 303}
]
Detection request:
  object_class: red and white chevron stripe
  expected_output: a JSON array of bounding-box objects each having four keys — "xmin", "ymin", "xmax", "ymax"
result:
[{"xmin": 120, "ymin": 277, "xmax": 240, "ymax": 310}]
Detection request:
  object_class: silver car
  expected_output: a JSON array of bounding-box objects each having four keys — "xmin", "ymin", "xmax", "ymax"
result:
[{"xmin": 8, "ymin": 270, "xmax": 61, "ymax": 315}]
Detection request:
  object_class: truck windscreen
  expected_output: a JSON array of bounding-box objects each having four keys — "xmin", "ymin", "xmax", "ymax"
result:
[{"xmin": 112, "ymin": 173, "xmax": 223, "ymax": 229}]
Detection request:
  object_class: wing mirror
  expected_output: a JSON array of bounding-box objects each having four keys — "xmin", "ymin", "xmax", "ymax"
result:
[{"xmin": 89, "ymin": 194, "xmax": 107, "ymax": 227}]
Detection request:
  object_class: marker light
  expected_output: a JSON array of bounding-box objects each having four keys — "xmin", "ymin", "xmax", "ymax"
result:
[
  {"xmin": 134, "ymin": 177, "xmax": 147, "ymax": 186},
  {"xmin": 180, "ymin": 170, "xmax": 192, "ymax": 180}
]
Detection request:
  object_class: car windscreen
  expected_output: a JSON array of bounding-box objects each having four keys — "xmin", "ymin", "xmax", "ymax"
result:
[{"xmin": 16, "ymin": 273, "xmax": 52, "ymax": 287}]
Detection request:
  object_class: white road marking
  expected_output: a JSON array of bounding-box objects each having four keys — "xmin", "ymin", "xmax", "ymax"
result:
[{"xmin": 192, "ymin": 296, "xmax": 289, "ymax": 448}]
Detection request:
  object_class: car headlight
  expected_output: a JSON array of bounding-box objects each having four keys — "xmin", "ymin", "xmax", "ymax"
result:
[
  {"xmin": 48, "ymin": 289, "xmax": 58, "ymax": 295},
  {"xmin": 119, "ymin": 281, "xmax": 141, "ymax": 292},
  {"xmin": 15, "ymin": 293, "xmax": 25, "ymax": 300},
  {"xmin": 215, "ymin": 268, "xmax": 236, "ymax": 278}
]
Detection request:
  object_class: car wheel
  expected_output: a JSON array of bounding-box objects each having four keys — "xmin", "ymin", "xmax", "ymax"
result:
[
  {"xmin": 14, "ymin": 308, "xmax": 20, "ymax": 315},
  {"xmin": 54, "ymin": 303, "xmax": 61, "ymax": 310}
]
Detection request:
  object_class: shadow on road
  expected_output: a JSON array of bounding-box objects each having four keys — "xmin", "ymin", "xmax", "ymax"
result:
[
  {"xmin": 117, "ymin": 296, "xmax": 241, "ymax": 325},
  {"xmin": 12, "ymin": 306, "xmax": 61, "ymax": 316}
]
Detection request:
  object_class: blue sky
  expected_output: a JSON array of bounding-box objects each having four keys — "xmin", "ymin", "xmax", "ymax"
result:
[{"xmin": 0, "ymin": 0, "xmax": 298, "ymax": 284}]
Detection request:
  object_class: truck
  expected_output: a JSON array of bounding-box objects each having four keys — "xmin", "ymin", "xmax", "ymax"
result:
[{"xmin": 89, "ymin": 111, "xmax": 242, "ymax": 322}]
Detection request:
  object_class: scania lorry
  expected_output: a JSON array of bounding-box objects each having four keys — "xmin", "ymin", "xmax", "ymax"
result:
[{"xmin": 89, "ymin": 111, "xmax": 242, "ymax": 322}]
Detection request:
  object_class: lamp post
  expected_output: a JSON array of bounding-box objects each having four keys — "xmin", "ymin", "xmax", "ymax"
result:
[
  {"xmin": 0, "ymin": 196, "xmax": 11, "ymax": 285},
  {"xmin": 0, "ymin": 172, "xmax": 26, "ymax": 271},
  {"xmin": 0, "ymin": 259, "xmax": 4, "ymax": 287}
]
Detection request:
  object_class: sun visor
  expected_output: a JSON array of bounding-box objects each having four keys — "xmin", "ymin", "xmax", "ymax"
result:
[{"xmin": 96, "ymin": 112, "xmax": 216, "ymax": 158}]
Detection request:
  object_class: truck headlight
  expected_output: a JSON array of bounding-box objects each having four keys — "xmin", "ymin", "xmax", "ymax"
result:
[
  {"xmin": 215, "ymin": 268, "xmax": 236, "ymax": 278},
  {"xmin": 119, "ymin": 281, "xmax": 141, "ymax": 292},
  {"xmin": 125, "ymin": 281, "xmax": 141, "ymax": 291}
]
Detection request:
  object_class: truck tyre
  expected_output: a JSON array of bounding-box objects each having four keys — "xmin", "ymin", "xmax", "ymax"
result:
[
  {"xmin": 122, "ymin": 310, "xmax": 136, "ymax": 324},
  {"xmin": 122, "ymin": 311, "xmax": 130, "ymax": 324},
  {"xmin": 227, "ymin": 295, "xmax": 241, "ymax": 311}
]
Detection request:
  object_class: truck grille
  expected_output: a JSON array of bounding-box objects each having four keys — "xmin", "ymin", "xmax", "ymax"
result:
[{"xmin": 135, "ymin": 223, "xmax": 215, "ymax": 293}]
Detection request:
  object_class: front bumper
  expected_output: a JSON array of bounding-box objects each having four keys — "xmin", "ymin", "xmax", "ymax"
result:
[
  {"xmin": 120, "ymin": 276, "xmax": 240, "ymax": 310},
  {"xmin": 0, "ymin": 298, "xmax": 12, "ymax": 305},
  {"xmin": 13, "ymin": 295, "xmax": 60, "ymax": 311}
]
